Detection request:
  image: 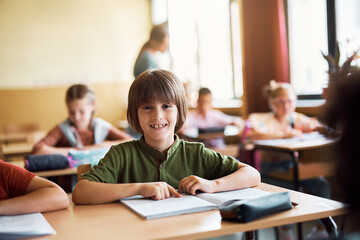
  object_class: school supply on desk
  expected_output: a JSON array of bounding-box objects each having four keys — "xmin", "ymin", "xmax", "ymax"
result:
[
  {"xmin": 25, "ymin": 154, "xmax": 71, "ymax": 172},
  {"xmin": 120, "ymin": 188, "xmax": 291, "ymax": 220},
  {"xmin": 253, "ymin": 132, "xmax": 329, "ymax": 147},
  {"xmin": 68, "ymin": 147, "xmax": 109, "ymax": 167},
  {"xmin": 198, "ymin": 126, "xmax": 225, "ymax": 134},
  {"xmin": 0, "ymin": 213, "xmax": 56, "ymax": 239},
  {"xmin": 219, "ymin": 192, "xmax": 292, "ymax": 223}
]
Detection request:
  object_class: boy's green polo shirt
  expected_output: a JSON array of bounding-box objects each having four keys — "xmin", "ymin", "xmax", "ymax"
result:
[{"xmin": 82, "ymin": 135, "xmax": 239, "ymax": 188}]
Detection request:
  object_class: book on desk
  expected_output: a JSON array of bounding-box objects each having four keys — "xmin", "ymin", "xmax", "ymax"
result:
[
  {"xmin": 0, "ymin": 213, "xmax": 56, "ymax": 239},
  {"xmin": 120, "ymin": 188, "xmax": 292, "ymax": 221}
]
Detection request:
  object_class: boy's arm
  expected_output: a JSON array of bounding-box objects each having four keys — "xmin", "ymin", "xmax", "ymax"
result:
[
  {"xmin": 72, "ymin": 179, "xmax": 181, "ymax": 204},
  {"xmin": 0, "ymin": 177, "xmax": 69, "ymax": 215},
  {"xmin": 178, "ymin": 162, "xmax": 261, "ymax": 195}
]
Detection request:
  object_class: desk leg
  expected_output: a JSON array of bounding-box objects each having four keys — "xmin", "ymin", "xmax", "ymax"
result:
[
  {"xmin": 290, "ymin": 151, "xmax": 303, "ymax": 240},
  {"xmin": 244, "ymin": 230, "xmax": 258, "ymax": 240},
  {"xmin": 291, "ymin": 151, "xmax": 300, "ymax": 191},
  {"xmin": 321, "ymin": 216, "xmax": 338, "ymax": 238}
]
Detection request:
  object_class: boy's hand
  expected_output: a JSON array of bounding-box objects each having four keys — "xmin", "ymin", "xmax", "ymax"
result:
[
  {"xmin": 139, "ymin": 182, "xmax": 181, "ymax": 200},
  {"xmin": 178, "ymin": 175, "xmax": 216, "ymax": 195}
]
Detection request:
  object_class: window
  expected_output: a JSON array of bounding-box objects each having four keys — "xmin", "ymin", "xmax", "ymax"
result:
[
  {"xmin": 336, "ymin": 0, "xmax": 360, "ymax": 67},
  {"xmin": 152, "ymin": 0, "xmax": 243, "ymax": 106},
  {"xmin": 287, "ymin": 0, "xmax": 328, "ymax": 96},
  {"xmin": 288, "ymin": 0, "xmax": 360, "ymax": 98}
]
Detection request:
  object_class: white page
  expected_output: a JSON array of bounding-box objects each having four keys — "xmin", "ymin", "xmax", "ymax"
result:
[
  {"xmin": 196, "ymin": 188, "xmax": 271, "ymax": 207},
  {"xmin": 253, "ymin": 132, "xmax": 327, "ymax": 146},
  {"xmin": 0, "ymin": 213, "xmax": 56, "ymax": 239},
  {"xmin": 121, "ymin": 194, "xmax": 217, "ymax": 220}
]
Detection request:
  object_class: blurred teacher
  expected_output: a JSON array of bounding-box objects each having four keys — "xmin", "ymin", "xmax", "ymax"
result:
[{"xmin": 133, "ymin": 24, "xmax": 169, "ymax": 78}]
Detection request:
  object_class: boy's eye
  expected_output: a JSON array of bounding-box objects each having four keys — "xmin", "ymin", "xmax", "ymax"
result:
[
  {"xmin": 142, "ymin": 106, "xmax": 152, "ymax": 110},
  {"xmin": 163, "ymin": 104, "xmax": 172, "ymax": 109}
]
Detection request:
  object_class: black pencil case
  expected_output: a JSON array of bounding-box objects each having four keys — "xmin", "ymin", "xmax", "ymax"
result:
[
  {"xmin": 25, "ymin": 154, "xmax": 72, "ymax": 172},
  {"xmin": 219, "ymin": 191, "xmax": 292, "ymax": 223},
  {"xmin": 198, "ymin": 127, "xmax": 225, "ymax": 134}
]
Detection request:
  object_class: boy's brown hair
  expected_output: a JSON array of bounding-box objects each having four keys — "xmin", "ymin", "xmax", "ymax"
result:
[
  {"xmin": 127, "ymin": 69, "xmax": 187, "ymax": 134},
  {"xmin": 65, "ymin": 84, "xmax": 95, "ymax": 104}
]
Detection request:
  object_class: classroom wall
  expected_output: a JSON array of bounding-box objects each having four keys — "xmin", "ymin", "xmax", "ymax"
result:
[
  {"xmin": 0, "ymin": 0, "xmax": 151, "ymax": 88},
  {"xmin": 0, "ymin": 82, "xmax": 131, "ymax": 133},
  {"xmin": 0, "ymin": 0, "xmax": 151, "ymax": 132}
]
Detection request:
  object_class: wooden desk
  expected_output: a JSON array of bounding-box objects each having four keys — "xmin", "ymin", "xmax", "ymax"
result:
[
  {"xmin": 212, "ymin": 144, "xmax": 239, "ymax": 157},
  {"xmin": 0, "ymin": 130, "xmax": 45, "ymax": 144},
  {"xmin": 0, "ymin": 132, "xmax": 28, "ymax": 144},
  {"xmin": 1, "ymin": 131, "xmax": 46, "ymax": 160},
  {"xmin": 9, "ymin": 159, "xmax": 77, "ymax": 178},
  {"xmin": 30, "ymin": 183, "xmax": 346, "ymax": 240},
  {"xmin": 34, "ymin": 168, "xmax": 77, "ymax": 178},
  {"xmin": 2, "ymin": 142, "xmax": 33, "ymax": 159},
  {"xmin": 252, "ymin": 133, "xmax": 337, "ymax": 191},
  {"xmin": 182, "ymin": 125, "xmax": 241, "ymax": 141}
]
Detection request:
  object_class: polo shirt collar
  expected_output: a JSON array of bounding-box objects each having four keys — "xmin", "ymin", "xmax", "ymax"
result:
[{"xmin": 138, "ymin": 135, "xmax": 181, "ymax": 159}]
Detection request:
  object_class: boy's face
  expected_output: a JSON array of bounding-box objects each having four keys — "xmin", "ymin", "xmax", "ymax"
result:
[
  {"xmin": 137, "ymin": 99, "xmax": 178, "ymax": 151},
  {"xmin": 67, "ymin": 98, "xmax": 95, "ymax": 130},
  {"xmin": 197, "ymin": 93, "xmax": 212, "ymax": 115}
]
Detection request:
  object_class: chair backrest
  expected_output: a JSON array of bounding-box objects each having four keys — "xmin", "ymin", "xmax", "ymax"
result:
[
  {"xmin": 77, "ymin": 164, "xmax": 91, "ymax": 181},
  {"xmin": 0, "ymin": 145, "xmax": 4, "ymax": 160},
  {"xmin": 3, "ymin": 122, "xmax": 41, "ymax": 134}
]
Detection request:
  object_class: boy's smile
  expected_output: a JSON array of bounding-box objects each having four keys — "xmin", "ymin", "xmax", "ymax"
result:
[
  {"xmin": 138, "ymin": 99, "xmax": 178, "ymax": 153},
  {"xmin": 150, "ymin": 123, "xmax": 168, "ymax": 129}
]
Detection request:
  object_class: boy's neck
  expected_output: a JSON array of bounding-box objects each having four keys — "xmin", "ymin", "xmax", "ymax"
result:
[{"xmin": 144, "ymin": 135, "xmax": 176, "ymax": 155}]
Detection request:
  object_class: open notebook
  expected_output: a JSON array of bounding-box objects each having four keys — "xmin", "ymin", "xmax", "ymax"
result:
[
  {"xmin": 0, "ymin": 213, "xmax": 56, "ymax": 239},
  {"xmin": 120, "ymin": 188, "xmax": 272, "ymax": 220}
]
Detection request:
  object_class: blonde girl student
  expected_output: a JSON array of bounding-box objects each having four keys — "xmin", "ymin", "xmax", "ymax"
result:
[
  {"xmin": 248, "ymin": 81, "xmax": 330, "ymax": 240},
  {"xmin": 32, "ymin": 84, "xmax": 134, "ymax": 155},
  {"xmin": 72, "ymin": 70, "xmax": 260, "ymax": 204}
]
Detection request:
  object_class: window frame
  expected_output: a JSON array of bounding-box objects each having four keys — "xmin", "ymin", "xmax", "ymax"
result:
[
  {"xmin": 287, "ymin": 0, "xmax": 336, "ymax": 100},
  {"xmin": 151, "ymin": 0, "xmax": 243, "ymax": 107}
]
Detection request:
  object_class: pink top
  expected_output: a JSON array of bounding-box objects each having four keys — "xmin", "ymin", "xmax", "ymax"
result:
[
  {"xmin": 249, "ymin": 112, "xmax": 319, "ymax": 137},
  {"xmin": 248, "ymin": 112, "xmax": 321, "ymax": 163},
  {"xmin": 181, "ymin": 109, "xmax": 242, "ymax": 133}
]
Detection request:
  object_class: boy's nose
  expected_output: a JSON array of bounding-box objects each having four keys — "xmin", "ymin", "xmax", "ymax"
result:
[{"xmin": 152, "ymin": 108, "xmax": 163, "ymax": 120}]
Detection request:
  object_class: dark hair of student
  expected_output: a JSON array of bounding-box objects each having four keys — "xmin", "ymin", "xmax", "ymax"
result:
[
  {"xmin": 198, "ymin": 87, "xmax": 212, "ymax": 97},
  {"xmin": 322, "ymin": 70, "xmax": 360, "ymax": 226},
  {"xmin": 137, "ymin": 24, "xmax": 168, "ymax": 57},
  {"xmin": 127, "ymin": 69, "xmax": 187, "ymax": 134},
  {"xmin": 65, "ymin": 84, "xmax": 95, "ymax": 104}
]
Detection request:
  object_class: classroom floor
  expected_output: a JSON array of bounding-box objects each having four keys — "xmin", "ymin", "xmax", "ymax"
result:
[{"xmin": 205, "ymin": 220, "xmax": 326, "ymax": 240}]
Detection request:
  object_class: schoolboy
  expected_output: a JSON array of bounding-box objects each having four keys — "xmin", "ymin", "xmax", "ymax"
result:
[{"xmin": 72, "ymin": 70, "xmax": 260, "ymax": 204}]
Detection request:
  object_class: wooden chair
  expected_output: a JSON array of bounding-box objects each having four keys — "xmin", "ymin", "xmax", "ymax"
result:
[
  {"xmin": 77, "ymin": 164, "xmax": 91, "ymax": 181},
  {"xmin": 3, "ymin": 122, "xmax": 41, "ymax": 134},
  {"xmin": 0, "ymin": 145, "xmax": 4, "ymax": 160}
]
